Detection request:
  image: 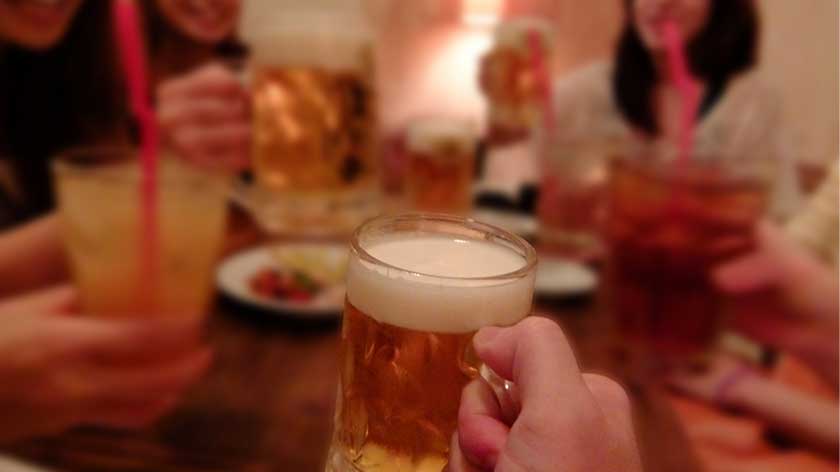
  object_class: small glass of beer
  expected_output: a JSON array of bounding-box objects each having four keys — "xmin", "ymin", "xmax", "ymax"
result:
[
  {"xmin": 605, "ymin": 145, "xmax": 771, "ymax": 367},
  {"xmin": 53, "ymin": 148, "xmax": 230, "ymax": 320},
  {"xmin": 241, "ymin": 7, "xmax": 379, "ymax": 235},
  {"xmin": 326, "ymin": 214, "xmax": 537, "ymax": 471},
  {"xmin": 404, "ymin": 118, "xmax": 477, "ymax": 215}
]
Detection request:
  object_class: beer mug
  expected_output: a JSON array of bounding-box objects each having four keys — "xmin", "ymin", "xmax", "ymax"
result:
[
  {"xmin": 482, "ymin": 17, "xmax": 556, "ymax": 137},
  {"xmin": 326, "ymin": 214, "xmax": 537, "ymax": 471},
  {"xmin": 404, "ymin": 118, "xmax": 477, "ymax": 215},
  {"xmin": 240, "ymin": 4, "xmax": 379, "ymax": 235}
]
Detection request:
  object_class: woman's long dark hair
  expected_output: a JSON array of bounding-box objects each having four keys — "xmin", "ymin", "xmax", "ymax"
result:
[
  {"xmin": 613, "ymin": 0, "xmax": 759, "ymax": 135},
  {"xmin": 0, "ymin": 1, "xmax": 127, "ymax": 220}
]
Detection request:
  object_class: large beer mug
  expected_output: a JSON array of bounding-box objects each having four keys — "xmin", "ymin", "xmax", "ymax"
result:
[
  {"xmin": 482, "ymin": 17, "xmax": 556, "ymax": 137},
  {"xmin": 326, "ymin": 214, "xmax": 537, "ymax": 471},
  {"xmin": 240, "ymin": 3, "xmax": 379, "ymax": 235}
]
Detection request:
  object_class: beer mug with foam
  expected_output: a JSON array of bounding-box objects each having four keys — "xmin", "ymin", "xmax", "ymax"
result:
[{"xmin": 326, "ymin": 214, "xmax": 537, "ymax": 471}]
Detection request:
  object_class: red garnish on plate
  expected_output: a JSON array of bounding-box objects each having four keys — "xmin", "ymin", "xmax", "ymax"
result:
[{"xmin": 249, "ymin": 268, "xmax": 322, "ymax": 303}]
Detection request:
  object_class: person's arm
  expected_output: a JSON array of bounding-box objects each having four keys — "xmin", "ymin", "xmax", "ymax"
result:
[
  {"xmin": 726, "ymin": 375, "xmax": 839, "ymax": 457},
  {"xmin": 670, "ymin": 355, "xmax": 839, "ymax": 457},
  {"xmin": 0, "ymin": 214, "xmax": 68, "ymax": 296},
  {"xmin": 0, "ymin": 285, "xmax": 212, "ymax": 444}
]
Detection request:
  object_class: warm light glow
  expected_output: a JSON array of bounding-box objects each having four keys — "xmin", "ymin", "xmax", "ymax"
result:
[
  {"xmin": 381, "ymin": 28, "xmax": 493, "ymax": 134},
  {"xmin": 463, "ymin": 0, "xmax": 503, "ymax": 27}
]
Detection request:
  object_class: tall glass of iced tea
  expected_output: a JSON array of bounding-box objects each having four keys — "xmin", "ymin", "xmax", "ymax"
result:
[
  {"xmin": 326, "ymin": 214, "xmax": 537, "ymax": 471},
  {"xmin": 606, "ymin": 146, "xmax": 771, "ymax": 366},
  {"xmin": 53, "ymin": 148, "xmax": 230, "ymax": 320}
]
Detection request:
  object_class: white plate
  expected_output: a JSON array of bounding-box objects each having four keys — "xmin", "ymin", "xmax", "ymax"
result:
[
  {"xmin": 216, "ymin": 243, "xmax": 347, "ymax": 319},
  {"xmin": 472, "ymin": 209, "xmax": 538, "ymax": 239},
  {"xmin": 535, "ymin": 257, "xmax": 598, "ymax": 297}
]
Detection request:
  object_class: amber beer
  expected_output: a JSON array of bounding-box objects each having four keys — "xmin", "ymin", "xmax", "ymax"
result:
[
  {"xmin": 252, "ymin": 65, "xmax": 376, "ymax": 192},
  {"xmin": 241, "ymin": 8, "xmax": 378, "ymax": 234},
  {"xmin": 326, "ymin": 215, "xmax": 537, "ymax": 471},
  {"xmin": 482, "ymin": 18, "xmax": 555, "ymax": 136},
  {"xmin": 405, "ymin": 119, "xmax": 477, "ymax": 214}
]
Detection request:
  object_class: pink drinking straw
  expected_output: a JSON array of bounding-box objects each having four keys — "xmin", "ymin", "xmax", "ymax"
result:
[
  {"xmin": 527, "ymin": 29, "xmax": 556, "ymax": 132},
  {"xmin": 661, "ymin": 20, "xmax": 701, "ymax": 167},
  {"xmin": 113, "ymin": 0, "xmax": 159, "ymax": 294}
]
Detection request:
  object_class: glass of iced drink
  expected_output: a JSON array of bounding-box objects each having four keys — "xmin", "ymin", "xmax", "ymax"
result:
[
  {"xmin": 605, "ymin": 146, "xmax": 771, "ymax": 366},
  {"xmin": 53, "ymin": 148, "xmax": 230, "ymax": 320},
  {"xmin": 404, "ymin": 118, "xmax": 477, "ymax": 215},
  {"xmin": 241, "ymin": 6, "xmax": 379, "ymax": 235},
  {"xmin": 537, "ymin": 136, "xmax": 619, "ymax": 261},
  {"xmin": 326, "ymin": 214, "xmax": 537, "ymax": 471}
]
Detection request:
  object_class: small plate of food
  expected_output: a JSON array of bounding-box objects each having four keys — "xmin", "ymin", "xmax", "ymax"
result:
[{"xmin": 217, "ymin": 242, "xmax": 348, "ymax": 319}]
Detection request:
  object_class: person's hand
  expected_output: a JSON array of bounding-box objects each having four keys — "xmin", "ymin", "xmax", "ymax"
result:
[
  {"xmin": 449, "ymin": 317, "xmax": 641, "ymax": 472},
  {"xmin": 158, "ymin": 63, "xmax": 250, "ymax": 173},
  {"xmin": 713, "ymin": 222, "xmax": 839, "ymax": 384},
  {"xmin": 0, "ymin": 287, "xmax": 212, "ymax": 443}
]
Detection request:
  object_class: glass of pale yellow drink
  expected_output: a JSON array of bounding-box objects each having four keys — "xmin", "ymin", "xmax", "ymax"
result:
[{"xmin": 53, "ymin": 148, "xmax": 230, "ymax": 320}]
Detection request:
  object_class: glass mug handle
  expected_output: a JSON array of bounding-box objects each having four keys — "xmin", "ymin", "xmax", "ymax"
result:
[{"xmin": 480, "ymin": 364, "xmax": 522, "ymax": 424}]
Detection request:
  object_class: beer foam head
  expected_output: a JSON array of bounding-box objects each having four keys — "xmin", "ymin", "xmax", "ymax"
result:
[
  {"xmin": 240, "ymin": 7, "xmax": 372, "ymax": 69},
  {"xmin": 406, "ymin": 119, "xmax": 477, "ymax": 158},
  {"xmin": 347, "ymin": 234, "xmax": 536, "ymax": 333}
]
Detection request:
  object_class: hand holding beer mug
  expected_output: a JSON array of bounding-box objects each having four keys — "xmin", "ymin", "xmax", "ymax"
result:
[
  {"xmin": 326, "ymin": 214, "xmax": 537, "ymax": 471},
  {"xmin": 450, "ymin": 318, "xmax": 642, "ymax": 472},
  {"xmin": 157, "ymin": 63, "xmax": 251, "ymax": 173}
]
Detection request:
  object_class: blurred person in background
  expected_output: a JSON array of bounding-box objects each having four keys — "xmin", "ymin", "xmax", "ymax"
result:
[
  {"xmin": 532, "ymin": 0, "xmax": 801, "ymax": 218},
  {"xmin": 0, "ymin": 0, "xmax": 127, "ymax": 228},
  {"xmin": 0, "ymin": 0, "xmax": 249, "ymax": 296},
  {"xmin": 146, "ymin": 0, "xmax": 251, "ymax": 172},
  {"xmin": 449, "ymin": 317, "xmax": 642, "ymax": 472},
  {"xmin": 142, "ymin": 0, "xmax": 245, "ymax": 83},
  {"xmin": 0, "ymin": 0, "xmax": 211, "ymax": 442},
  {"xmin": 0, "ymin": 0, "xmax": 127, "ymax": 293}
]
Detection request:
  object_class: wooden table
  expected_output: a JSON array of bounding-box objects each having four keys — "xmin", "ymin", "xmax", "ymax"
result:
[
  {"xmin": 7, "ymin": 296, "xmax": 702, "ymax": 472},
  {"xmin": 5, "ymin": 218, "xmax": 703, "ymax": 471}
]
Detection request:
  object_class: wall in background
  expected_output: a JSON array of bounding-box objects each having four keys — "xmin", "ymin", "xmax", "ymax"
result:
[{"xmin": 759, "ymin": 0, "xmax": 838, "ymax": 165}]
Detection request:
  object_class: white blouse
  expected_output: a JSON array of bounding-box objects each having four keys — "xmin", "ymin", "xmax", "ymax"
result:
[{"xmin": 549, "ymin": 61, "xmax": 802, "ymax": 219}]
